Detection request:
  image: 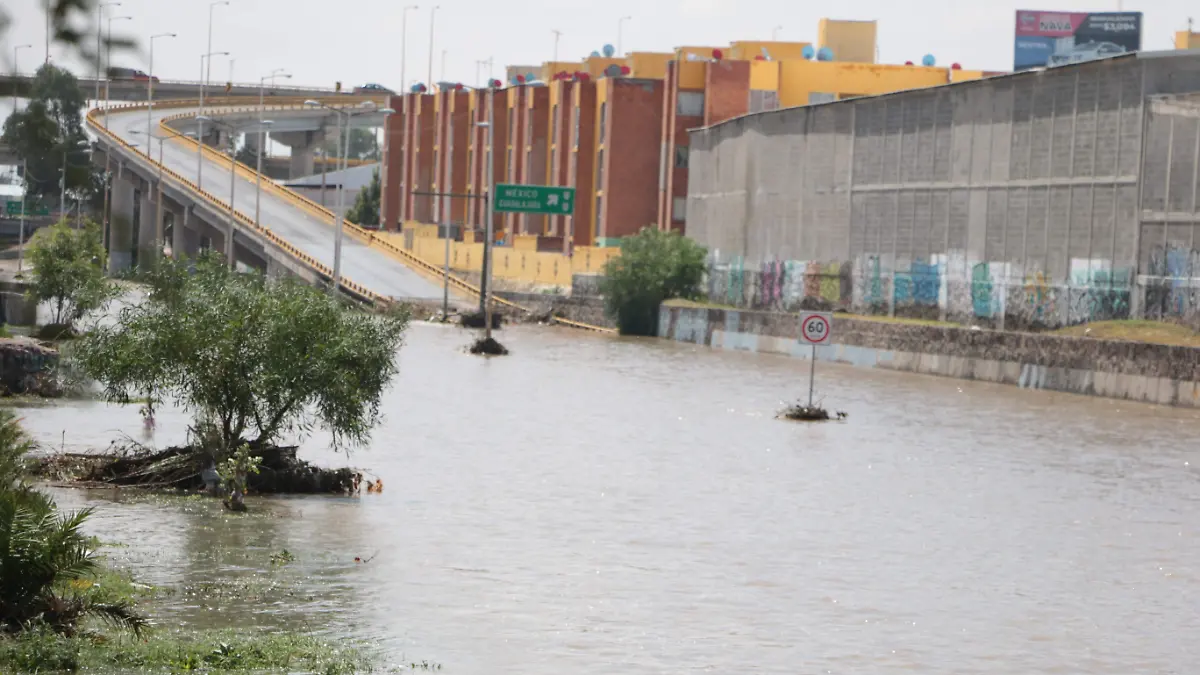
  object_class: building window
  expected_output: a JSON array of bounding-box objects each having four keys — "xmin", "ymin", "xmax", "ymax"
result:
[
  {"xmin": 573, "ymin": 108, "xmax": 580, "ymax": 147},
  {"xmin": 595, "ymin": 196, "xmax": 603, "ymax": 235},
  {"xmin": 674, "ymin": 145, "xmax": 689, "ymax": 169},
  {"xmin": 599, "ymin": 102, "xmax": 607, "ymax": 143},
  {"xmin": 596, "ymin": 149, "xmax": 604, "ymax": 191},
  {"xmin": 677, "ymin": 91, "xmax": 704, "ymax": 117},
  {"xmin": 672, "ymin": 196, "xmax": 686, "ymax": 222}
]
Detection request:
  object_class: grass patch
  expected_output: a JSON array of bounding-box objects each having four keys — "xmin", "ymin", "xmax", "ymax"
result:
[
  {"xmin": 1052, "ymin": 320, "xmax": 1200, "ymax": 347},
  {"xmin": 0, "ymin": 627, "xmax": 382, "ymax": 674}
]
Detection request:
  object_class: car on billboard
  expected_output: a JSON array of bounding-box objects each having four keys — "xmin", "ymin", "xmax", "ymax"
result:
[{"xmin": 1047, "ymin": 40, "xmax": 1128, "ymax": 66}]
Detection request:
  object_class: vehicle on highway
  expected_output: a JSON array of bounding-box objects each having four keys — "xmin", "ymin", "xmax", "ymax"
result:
[
  {"xmin": 107, "ymin": 66, "xmax": 159, "ymax": 83},
  {"xmin": 353, "ymin": 83, "xmax": 394, "ymax": 95},
  {"xmin": 1046, "ymin": 41, "xmax": 1127, "ymax": 67}
]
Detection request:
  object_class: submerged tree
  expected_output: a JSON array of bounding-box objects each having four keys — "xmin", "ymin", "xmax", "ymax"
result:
[
  {"xmin": 75, "ymin": 254, "xmax": 410, "ymax": 457},
  {"xmin": 26, "ymin": 219, "xmax": 116, "ymax": 328},
  {"xmin": 600, "ymin": 227, "xmax": 707, "ymax": 336}
]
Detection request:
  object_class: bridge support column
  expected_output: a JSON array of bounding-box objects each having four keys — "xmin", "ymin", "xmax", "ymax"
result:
[
  {"xmin": 173, "ymin": 206, "xmax": 201, "ymax": 259},
  {"xmin": 108, "ymin": 174, "xmax": 136, "ymax": 273},
  {"xmin": 273, "ymin": 130, "xmax": 324, "ymax": 180},
  {"xmin": 137, "ymin": 190, "xmax": 157, "ymax": 269}
]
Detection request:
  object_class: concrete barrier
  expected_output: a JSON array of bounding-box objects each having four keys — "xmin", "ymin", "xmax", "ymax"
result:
[{"xmin": 658, "ymin": 303, "xmax": 1200, "ymax": 408}]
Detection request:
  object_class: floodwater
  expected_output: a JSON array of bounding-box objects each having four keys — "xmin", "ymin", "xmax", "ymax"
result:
[{"xmin": 17, "ymin": 322, "xmax": 1200, "ymax": 674}]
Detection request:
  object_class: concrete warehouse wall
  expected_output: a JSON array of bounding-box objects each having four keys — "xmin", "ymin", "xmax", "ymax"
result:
[
  {"xmin": 658, "ymin": 303, "xmax": 1200, "ymax": 408},
  {"xmin": 686, "ymin": 51, "xmax": 1200, "ymax": 330}
]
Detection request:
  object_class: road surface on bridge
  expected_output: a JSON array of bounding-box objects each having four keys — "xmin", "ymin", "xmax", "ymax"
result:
[{"xmin": 97, "ymin": 105, "xmax": 449, "ymax": 302}]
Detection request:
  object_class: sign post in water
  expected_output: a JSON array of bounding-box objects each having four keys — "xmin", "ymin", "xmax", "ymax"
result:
[{"xmin": 798, "ymin": 311, "xmax": 833, "ymax": 407}]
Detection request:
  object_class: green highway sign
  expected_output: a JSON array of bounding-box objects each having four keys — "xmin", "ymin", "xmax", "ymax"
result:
[
  {"xmin": 4, "ymin": 200, "xmax": 50, "ymax": 217},
  {"xmin": 494, "ymin": 184, "xmax": 576, "ymax": 215}
]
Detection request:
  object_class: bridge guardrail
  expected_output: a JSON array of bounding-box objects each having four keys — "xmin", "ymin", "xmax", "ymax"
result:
[{"xmin": 90, "ymin": 97, "xmax": 615, "ymax": 333}]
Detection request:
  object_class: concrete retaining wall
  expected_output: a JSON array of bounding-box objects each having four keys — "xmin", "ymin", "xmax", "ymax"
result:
[
  {"xmin": 658, "ymin": 303, "xmax": 1200, "ymax": 408},
  {"xmin": 687, "ymin": 51, "xmax": 1200, "ymax": 330},
  {"xmin": 498, "ymin": 291, "xmax": 613, "ymax": 329}
]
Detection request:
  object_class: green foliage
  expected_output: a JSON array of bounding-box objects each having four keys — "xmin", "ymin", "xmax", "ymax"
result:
[
  {"xmin": 0, "ymin": 627, "xmax": 380, "ymax": 674},
  {"xmin": 0, "ymin": 410, "xmax": 35, "ymax": 491},
  {"xmin": 0, "ymin": 488, "xmax": 147, "ymax": 636},
  {"xmin": 323, "ymin": 128, "xmax": 379, "ymax": 161},
  {"xmin": 25, "ymin": 219, "xmax": 115, "ymax": 327},
  {"xmin": 600, "ymin": 227, "xmax": 707, "ymax": 336},
  {"xmin": 1, "ymin": 64, "xmax": 96, "ymax": 203},
  {"xmin": 345, "ymin": 169, "xmax": 381, "ymax": 227},
  {"xmin": 75, "ymin": 255, "xmax": 410, "ymax": 456}
]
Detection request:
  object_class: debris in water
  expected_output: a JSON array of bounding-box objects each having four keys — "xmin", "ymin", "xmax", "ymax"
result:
[
  {"xmin": 779, "ymin": 404, "xmax": 830, "ymax": 422},
  {"xmin": 469, "ymin": 337, "xmax": 509, "ymax": 356}
]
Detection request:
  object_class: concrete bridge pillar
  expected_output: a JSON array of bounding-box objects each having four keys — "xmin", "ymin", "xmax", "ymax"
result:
[
  {"xmin": 273, "ymin": 130, "xmax": 324, "ymax": 179},
  {"xmin": 107, "ymin": 172, "xmax": 136, "ymax": 272},
  {"xmin": 137, "ymin": 189, "xmax": 158, "ymax": 269},
  {"xmin": 173, "ymin": 206, "xmax": 201, "ymax": 259}
]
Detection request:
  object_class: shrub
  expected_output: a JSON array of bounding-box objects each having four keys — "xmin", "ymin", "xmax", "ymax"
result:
[{"xmin": 600, "ymin": 227, "xmax": 707, "ymax": 336}]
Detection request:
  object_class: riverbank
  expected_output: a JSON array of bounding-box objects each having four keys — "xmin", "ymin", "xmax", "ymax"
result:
[{"xmin": 658, "ymin": 301, "xmax": 1200, "ymax": 408}]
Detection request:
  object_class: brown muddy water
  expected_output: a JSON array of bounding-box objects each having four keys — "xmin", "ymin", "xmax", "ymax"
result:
[{"xmin": 14, "ymin": 322, "xmax": 1200, "ymax": 674}]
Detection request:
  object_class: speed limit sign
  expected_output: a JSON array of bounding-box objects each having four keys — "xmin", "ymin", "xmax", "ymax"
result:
[{"xmin": 798, "ymin": 311, "xmax": 833, "ymax": 346}]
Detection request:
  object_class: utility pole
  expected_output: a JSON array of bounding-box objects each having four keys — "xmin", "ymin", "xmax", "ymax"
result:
[
  {"xmin": 552, "ymin": 29, "xmax": 562, "ymax": 63},
  {"xmin": 482, "ymin": 89, "xmax": 495, "ymax": 337},
  {"xmin": 427, "ymin": 5, "xmax": 440, "ymax": 87}
]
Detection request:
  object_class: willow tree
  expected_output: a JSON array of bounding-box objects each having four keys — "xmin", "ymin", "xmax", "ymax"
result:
[{"xmin": 74, "ymin": 255, "xmax": 409, "ymax": 457}]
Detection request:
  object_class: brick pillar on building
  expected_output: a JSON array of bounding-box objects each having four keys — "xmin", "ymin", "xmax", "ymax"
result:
[
  {"xmin": 448, "ymin": 91, "xmax": 471, "ymax": 226},
  {"xmin": 522, "ymin": 86, "xmax": 551, "ymax": 235},
  {"xmin": 549, "ymin": 80, "xmax": 575, "ymax": 241},
  {"xmin": 571, "ymin": 81, "xmax": 598, "ymax": 248},
  {"xmin": 489, "ymin": 90, "xmax": 510, "ymax": 242},
  {"xmin": 605, "ymin": 78, "xmax": 664, "ymax": 240},
  {"xmin": 660, "ymin": 61, "xmax": 705, "ymax": 233},
  {"xmin": 381, "ymin": 94, "xmax": 405, "ymax": 231},
  {"xmin": 409, "ymin": 94, "xmax": 437, "ymax": 223}
]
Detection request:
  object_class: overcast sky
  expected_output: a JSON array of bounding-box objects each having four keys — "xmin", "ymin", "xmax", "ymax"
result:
[{"xmin": 2, "ymin": 0, "xmax": 1193, "ymax": 92}]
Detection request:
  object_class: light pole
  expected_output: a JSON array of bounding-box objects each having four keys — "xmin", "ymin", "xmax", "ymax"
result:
[
  {"xmin": 427, "ymin": 6, "xmax": 440, "ymax": 88},
  {"xmin": 304, "ymin": 100, "xmax": 394, "ymax": 293},
  {"xmin": 95, "ymin": 2, "xmax": 120, "ymax": 102},
  {"xmin": 103, "ymin": 15, "xmax": 131, "ymax": 130},
  {"xmin": 17, "ymin": 158, "xmax": 27, "ymax": 277},
  {"xmin": 59, "ymin": 139, "xmax": 91, "ymax": 216},
  {"xmin": 255, "ymin": 69, "xmax": 290, "ymax": 227},
  {"xmin": 147, "ymin": 32, "xmax": 176, "ymax": 138},
  {"xmin": 197, "ymin": 50, "xmax": 230, "ymax": 190},
  {"xmin": 552, "ymin": 29, "xmax": 562, "ymax": 63},
  {"xmin": 196, "ymin": 115, "xmax": 252, "ymax": 270},
  {"xmin": 618, "ymin": 17, "xmax": 631, "ymax": 56},
  {"xmin": 12, "ymin": 44, "xmax": 31, "ymax": 115},
  {"xmin": 480, "ymin": 91, "xmax": 495, "ymax": 339},
  {"xmin": 401, "ymin": 5, "xmax": 418, "ymax": 89}
]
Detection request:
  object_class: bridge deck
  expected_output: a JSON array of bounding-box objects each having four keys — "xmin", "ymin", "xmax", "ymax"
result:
[{"xmin": 95, "ymin": 105, "xmax": 450, "ymax": 303}]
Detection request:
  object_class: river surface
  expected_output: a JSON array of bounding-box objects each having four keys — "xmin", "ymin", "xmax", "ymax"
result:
[{"xmin": 15, "ymin": 322, "xmax": 1200, "ymax": 674}]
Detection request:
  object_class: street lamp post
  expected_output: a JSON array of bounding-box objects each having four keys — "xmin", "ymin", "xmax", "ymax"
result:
[
  {"xmin": 95, "ymin": 2, "xmax": 121, "ymax": 102},
  {"xmin": 102, "ymin": 15, "xmax": 131, "ymax": 131},
  {"xmin": 304, "ymin": 100, "xmax": 394, "ymax": 293},
  {"xmin": 60, "ymin": 139, "xmax": 91, "ymax": 216},
  {"xmin": 195, "ymin": 115, "xmax": 248, "ymax": 269},
  {"xmin": 552, "ymin": 30, "xmax": 562, "ymax": 63},
  {"xmin": 12, "ymin": 44, "xmax": 32, "ymax": 115},
  {"xmin": 427, "ymin": 6, "xmax": 440, "ymax": 88},
  {"xmin": 197, "ymin": 50, "xmax": 230, "ymax": 190},
  {"xmin": 17, "ymin": 158, "xmax": 27, "ymax": 277},
  {"xmin": 147, "ymin": 32, "xmax": 176, "ymax": 138},
  {"xmin": 255, "ymin": 69, "xmax": 290, "ymax": 226},
  {"xmin": 618, "ymin": 16, "xmax": 632, "ymax": 56},
  {"xmin": 401, "ymin": 5, "xmax": 418, "ymax": 90},
  {"xmin": 481, "ymin": 90, "xmax": 495, "ymax": 339}
]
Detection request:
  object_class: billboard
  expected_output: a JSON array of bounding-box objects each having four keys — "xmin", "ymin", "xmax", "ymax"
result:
[{"xmin": 1014, "ymin": 10, "xmax": 1142, "ymax": 71}]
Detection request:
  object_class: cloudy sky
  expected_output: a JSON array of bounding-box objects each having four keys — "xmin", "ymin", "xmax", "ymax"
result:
[{"xmin": 2, "ymin": 0, "xmax": 1193, "ymax": 92}]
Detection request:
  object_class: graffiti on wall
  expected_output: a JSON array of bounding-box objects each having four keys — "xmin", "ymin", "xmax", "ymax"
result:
[
  {"xmin": 706, "ymin": 250, "xmax": 1141, "ymax": 328},
  {"xmin": 1146, "ymin": 245, "xmax": 1200, "ymax": 321}
]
